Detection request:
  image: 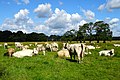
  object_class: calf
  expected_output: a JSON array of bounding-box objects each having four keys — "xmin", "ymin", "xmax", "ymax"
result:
[{"xmin": 7, "ymin": 48, "xmax": 15, "ymax": 57}]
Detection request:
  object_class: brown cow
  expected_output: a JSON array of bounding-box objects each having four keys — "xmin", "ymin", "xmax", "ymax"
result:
[{"xmin": 7, "ymin": 48, "xmax": 15, "ymax": 57}]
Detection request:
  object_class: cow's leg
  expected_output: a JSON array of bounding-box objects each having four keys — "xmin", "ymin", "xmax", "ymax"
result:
[
  {"xmin": 74, "ymin": 53, "xmax": 75, "ymax": 60},
  {"xmin": 77, "ymin": 54, "xmax": 80, "ymax": 63},
  {"xmin": 81, "ymin": 53, "xmax": 84, "ymax": 61},
  {"xmin": 9, "ymin": 53, "xmax": 12, "ymax": 57},
  {"xmin": 69, "ymin": 52, "xmax": 72, "ymax": 61},
  {"xmin": 43, "ymin": 51, "xmax": 45, "ymax": 55}
]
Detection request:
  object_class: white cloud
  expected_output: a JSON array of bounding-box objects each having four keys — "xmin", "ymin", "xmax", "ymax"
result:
[
  {"xmin": 82, "ymin": 9, "xmax": 95, "ymax": 20},
  {"xmin": 79, "ymin": 20, "xmax": 87, "ymax": 26},
  {"xmin": 1, "ymin": 19, "xmax": 18, "ymax": 30},
  {"xmin": 98, "ymin": 0, "xmax": 120, "ymax": 11},
  {"xmin": 1, "ymin": 9, "xmax": 35, "ymax": 33},
  {"xmin": 14, "ymin": 0, "xmax": 21, "ymax": 5},
  {"xmin": 71, "ymin": 13, "xmax": 82, "ymax": 23},
  {"xmin": 22, "ymin": 0, "xmax": 30, "ymax": 4},
  {"xmin": 98, "ymin": 4, "xmax": 105, "ymax": 11},
  {"xmin": 14, "ymin": 0, "xmax": 30, "ymax": 5},
  {"xmin": 59, "ymin": 1, "xmax": 63, "ymax": 5},
  {"xmin": 106, "ymin": 0, "xmax": 120, "ymax": 10},
  {"xmin": 109, "ymin": 18, "xmax": 120, "ymax": 29},
  {"xmin": 34, "ymin": 24, "xmax": 50, "ymax": 34},
  {"xmin": 34, "ymin": 3, "xmax": 52, "ymax": 18},
  {"xmin": 106, "ymin": 18, "xmax": 120, "ymax": 36},
  {"xmin": 44, "ymin": 8, "xmax": 83, "ymax": 35},
  {"xmin": 14, "ymin": 9, "xmax": 29, "ymax": 20},
  {"xmin": 45, "ymin": 8, "xmax": 71, "ymax": 29},
  {"xmin": 109, "ymin": 18, "xmax": 119, "ymax": 25}
]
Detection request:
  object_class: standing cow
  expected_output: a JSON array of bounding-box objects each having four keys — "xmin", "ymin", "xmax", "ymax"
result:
[{"xmin": 64, "ymin": 43, "xmax": 85, "ymax": 63}]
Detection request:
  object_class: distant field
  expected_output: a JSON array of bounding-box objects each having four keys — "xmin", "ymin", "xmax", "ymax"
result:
[{"xmin": 0, "ymin": 41, "xmax": 120, "ymax": 80}]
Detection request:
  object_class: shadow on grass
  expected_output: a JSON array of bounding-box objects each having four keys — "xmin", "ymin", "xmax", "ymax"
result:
[
  {"xmin": 3, "ymin": 52, "xmax": 9, "ymax": 57},
  {"xmin": 66, "ymin": 59, "xmax": 77, "ymax": 62}
]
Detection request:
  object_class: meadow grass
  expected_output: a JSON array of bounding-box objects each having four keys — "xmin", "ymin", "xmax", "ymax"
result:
[{"xmin": 0, "ymin": 41, "xmax": 120, "ymax": 80}]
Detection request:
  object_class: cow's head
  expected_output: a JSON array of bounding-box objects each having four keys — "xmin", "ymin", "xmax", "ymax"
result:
[{"xmin": 33, "ymin": 48, "xmax": 38, "ymax": 55}]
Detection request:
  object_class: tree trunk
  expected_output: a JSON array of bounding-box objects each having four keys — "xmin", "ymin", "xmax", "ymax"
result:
[
  {"xmin": 83, "ymin": 40, "xmax": 85, "ymax": 43},
  {"xmin": 89, "ymin": 40, "xmax": 91, "ymax": 43},
  {"xmin": 80, "ymin": 40, "xmax": 82, "ymax": 43},
  {"xmin": 97, "ymin": 40, "xmax": 99, "ymax": 43},
  {"xmin": 103, "ymin": 40, "xmax": 106, "ymax": 43}
]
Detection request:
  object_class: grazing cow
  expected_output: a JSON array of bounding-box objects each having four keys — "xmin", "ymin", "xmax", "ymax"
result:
[
  {"xmin": 51, "ymin": 42, "xmax": 58, "ymax": 51},
  {"xmin": 15, "ymin": 42, "xmax": 23, "ymax": 49},
  {"xmin": 64, "ymin": 43, "xmax": 85, "ymax": 63},
  {"xmin": 45, "ymin": 42, "xmax": 58, "ymax": 52},
  {"xmin": 12, "ymin": 49, "xmax": 38, "ymax": 58},
  {"xmin": 45, "ymin": 42, "xmax": 52, "ymax": 51},
  {"xmin": 99, "ymin": 49, "xmax": 114, "ymax": 57},
  {"xmin": 51, "ymin": 42, "xmax": 58, "ymax": 48},
  {"xmin": 36, "ymin": 44, "xmax": 46, "ymax": 55}
]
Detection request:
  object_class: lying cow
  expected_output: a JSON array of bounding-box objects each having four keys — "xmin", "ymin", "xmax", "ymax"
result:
[
  {"xmin": 57, "ymin": 49, "xmax": 70, "ymax": 58},
  {"xmin": 12, "ymin": 48, "xmax": 38, "ymax": 58},
  {"xmin": 99, "ymin": 49, "xmax": 114, "ymax": 57}
]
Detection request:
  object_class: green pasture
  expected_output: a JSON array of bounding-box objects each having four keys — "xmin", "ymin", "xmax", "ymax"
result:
[{"xmin": 0, "ymin": 41, "xmax": 120, "ymax": 80}]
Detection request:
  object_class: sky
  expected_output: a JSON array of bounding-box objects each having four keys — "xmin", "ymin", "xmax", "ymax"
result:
[{"xmin": 0, "ymin": 0, "xmax": 120, "ymax": 36}]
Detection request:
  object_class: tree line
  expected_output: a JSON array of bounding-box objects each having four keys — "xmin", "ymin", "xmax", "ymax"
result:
[{"xmin": 0, "ymin": 21, "xmax": 115, "ymax": 43}]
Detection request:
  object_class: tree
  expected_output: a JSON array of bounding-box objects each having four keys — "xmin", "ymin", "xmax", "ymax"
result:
[
  {"xmin": 26, "ymin": 32, "xmax": 40, "ymax": 41},
  {"xmin": 87, "ymin": 22, "xmax": 94, "ymax": 43},
  {"xmin": 49, "ymin": 35, "xmax": 61, "ymax": 41},
  {"xmin": 77, "ymin": 24, "xmax": 88, "ymax": 43},
  {"xmin": 1, "ymin": 30, "xmax": 12, "ymax": 41},
  {"xmin": 62, "ymin": 29, "xmax": 77, "ymax": 43},
  {"xmin": 94, "ymin": 21, "xmax": 112, "ymax": 43},
  {"xmin": 39, "ymin": 33, "xmax": 47, "ymax": 41}
]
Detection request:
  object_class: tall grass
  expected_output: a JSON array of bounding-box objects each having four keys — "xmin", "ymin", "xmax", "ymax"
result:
[{"xmin": 0, "ymin": 42, "xmax": 120, "ymax": 80}]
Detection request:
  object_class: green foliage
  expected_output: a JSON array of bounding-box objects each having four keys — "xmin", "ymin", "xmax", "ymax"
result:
[
  {"xmin": 94, "ymin": 21, "xmax": 112, "ymax": 43},
  {"xmin": 0, "ymin": 42, "xmax": 120, "ymax": 80},
  {"xmin": 62, "ymin": 29, "xmax": 77, "ymax": 42}
]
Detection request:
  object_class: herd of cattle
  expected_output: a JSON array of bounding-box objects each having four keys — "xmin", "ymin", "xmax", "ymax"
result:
[{"xmin": 2, "ymin": 41, "xmax": 117, "ymax": 63}]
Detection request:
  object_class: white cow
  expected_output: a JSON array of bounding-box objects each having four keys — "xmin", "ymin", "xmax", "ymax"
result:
[
  {"xmin": 45, "ymin": 43, "xmax": 52, "ymax": 51},
  {"xmin": 57, "ymin": 49, "xmax": 70, "ymax": 58},
  {"xmin": 99, "ymin": 49, "xmax": 114, "ymax": 57},
  {"xmin": 51, "ymin": 42, "xmax": 58, "ymax": 48},
  {"xmin": 36, "ymin": 44, "xmax": 46, "ymax": 55},
  {"xmin": 86, "ymin": 45, "xmax": 95, "ymax": 49},
  {"xmin": 15, "ymin": 42, "xmax": 23, "ymax": 49},
  {"xmin": 4, "ymin": 43, "xmax": 8, "ymax": 49},
  {"xmin": 64, "ymin": 43, "xmax": 85, "ymax": 63},
  {"xmin": 114, "ymin": 44, "xmax": 120, "ymax": 47},
  {"xmin": 22, "ymin": 45, "xmax": 29, "ymax": 50},
  {"xmin": 45, "ymin": 42, "xmax": 58, "ymax": 52},
  {"xmin": 12, "ymin": 49, "xmax": 38, "ymax": 58}
]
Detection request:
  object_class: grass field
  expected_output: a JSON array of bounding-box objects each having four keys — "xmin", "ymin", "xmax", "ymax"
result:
[{"xmin": 0, "ymin": 41, "xmax": 120, "ymax": 80}]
